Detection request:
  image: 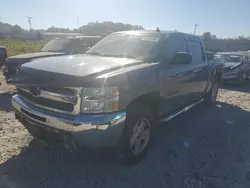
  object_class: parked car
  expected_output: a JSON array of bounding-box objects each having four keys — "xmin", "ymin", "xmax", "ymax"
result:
[
  {"xmin": 216, "ymin": 51, "xmax": 250, "ymax": 84},
  {"xmin": 10, "ymin": 30, "xmax": 224, "ymax": 163},
  {"xmin": 0, "ymin": 46, "xmax": 7, "ymax": 69},
  {"xmin": 4, "ymin": 36, "xmax": 103, "ymax": 80}
]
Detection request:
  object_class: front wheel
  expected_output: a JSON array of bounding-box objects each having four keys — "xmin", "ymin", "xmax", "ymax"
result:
[
  {"xmin": 121, "ymin": 104, "xmax": 154, "ymax": 163},
  {"xmin": 204, "ymin": 79, "xmax": 219, "ymax": 105}
]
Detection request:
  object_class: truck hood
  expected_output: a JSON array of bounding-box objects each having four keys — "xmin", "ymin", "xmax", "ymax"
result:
[
  {"xmin": 6, "ymin": 52, "xmax": 65, "ymax": 65},
  {"xmin": 15, "ymin": 55, "xmax": 149, "ymax": 87}
]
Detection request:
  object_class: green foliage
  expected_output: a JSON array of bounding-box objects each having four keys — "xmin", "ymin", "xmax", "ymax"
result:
[
  {"xmin": 78, "ymin": 21, "xmax": 144, "ymax": 36},
  {"xmin": 201, "ymin": 32, "xmax": 217, "ymax": 41},
  {"xmin": 46, "ymin": 21, "xmax": 144, "ymax": 36},
  {"xmin": 0, "ymin": 39, "xmax": 46, "ymax": 57}
]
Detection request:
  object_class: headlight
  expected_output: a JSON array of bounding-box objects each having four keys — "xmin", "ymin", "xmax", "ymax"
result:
[{"xmin": 81, "ymin": 87, "xmax": 119, "ymax": 113}]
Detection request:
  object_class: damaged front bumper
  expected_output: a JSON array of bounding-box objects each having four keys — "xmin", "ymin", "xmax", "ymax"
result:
[{"xmin": 12, "ymin": 94, "xmax": 126, "ymax": 148}]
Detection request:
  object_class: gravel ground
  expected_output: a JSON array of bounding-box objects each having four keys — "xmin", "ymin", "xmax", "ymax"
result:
[{"xmin": 1, "ymin": 72, "xmax": 250, "ymax": 188}]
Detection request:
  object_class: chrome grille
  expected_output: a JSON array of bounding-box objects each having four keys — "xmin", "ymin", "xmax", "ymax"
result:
[{"xmin": 17, "ymin": 86, "xmax": 82, "ymax": 115}]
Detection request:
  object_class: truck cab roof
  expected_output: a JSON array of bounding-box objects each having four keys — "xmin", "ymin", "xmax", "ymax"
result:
[{"xmin": 114, "ymin": 30, "xmax": 200, "ymax": 40}]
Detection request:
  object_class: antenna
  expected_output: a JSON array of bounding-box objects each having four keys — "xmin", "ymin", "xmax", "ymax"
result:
[{"xmin": 27, "ymin": 17, "xmax": 32, "ymax": 31}]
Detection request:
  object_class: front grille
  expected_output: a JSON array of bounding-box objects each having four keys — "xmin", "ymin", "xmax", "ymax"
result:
[{"xmin": 17, "ymin": 86, "xmax": 81, "ymax": 114}]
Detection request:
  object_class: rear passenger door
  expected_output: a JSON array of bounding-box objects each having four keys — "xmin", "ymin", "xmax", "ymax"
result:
[{"xmin": 187, "ymin": 37, "xmax": 209, "ymax": 102}]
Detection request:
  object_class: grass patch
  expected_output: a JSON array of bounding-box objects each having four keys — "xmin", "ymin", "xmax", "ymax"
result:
[{"xmin": 0, "ymin": 39, "xmax": 47, "ymax": 57}]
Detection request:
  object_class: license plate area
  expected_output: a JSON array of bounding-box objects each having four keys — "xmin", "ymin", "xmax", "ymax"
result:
[
  {"xmin": 16, "ymin": 109, "xmax": 66, "ymax": 142},
  {"xmin": 21, "ymin": 108, "xmax": 46, "ymax": 122}
]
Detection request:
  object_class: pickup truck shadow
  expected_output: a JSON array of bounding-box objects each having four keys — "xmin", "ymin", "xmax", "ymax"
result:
[{"xmin": 0, "ymin": 101, "xmax": 250, "ymax": 188}]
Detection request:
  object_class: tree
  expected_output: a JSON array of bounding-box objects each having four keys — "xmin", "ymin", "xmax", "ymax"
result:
[
  {"xmin": 201, "ymin": 32, "xmax": 216, "ymax": 41},
  {"xmin": 77, "ymin": 21, "xmax": 144, "ymax": 36},
  {"xmin": 47, "ymin": 26, "xmax": 72, "ymax": 33},
  {"xmin": 11, "ymin": 25, "xmax": 23, "ymax": 36},
  {"xmin": 36, "ymin": 32, "xmax": 43, "ymax": 40}
]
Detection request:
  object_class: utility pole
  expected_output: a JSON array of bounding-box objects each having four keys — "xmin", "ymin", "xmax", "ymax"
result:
[
  {"xmin": 194, "ymin": 24, "xmax": 199, "ymax": 35},
  {"xmin": 27, "ymin": 17, "xmax": 32, "ymax": 31},
  {"xmin": 78, "ymin": 16, "xmax": 79, "ymax": 30}
]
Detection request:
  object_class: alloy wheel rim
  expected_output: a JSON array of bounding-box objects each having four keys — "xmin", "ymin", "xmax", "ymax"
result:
[{"xmin": 130, "ymin": 118, "xmax": 151, "ymax": 154}]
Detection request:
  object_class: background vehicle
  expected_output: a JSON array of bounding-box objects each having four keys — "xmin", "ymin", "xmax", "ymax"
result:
[
  {"xmin": 0, "ymin": 46, "xmax": 7, "ymax": 69},
  {"xmin": 4, "ymin": 36, "xmax": 103, "ymax": 80},
  {"xmin": 216, "ymin": 51, "xmax": 250, "ymax": 84},
  {"xmin": 11, "ymin": 30, "xmax": 224, "ymax": 163}
]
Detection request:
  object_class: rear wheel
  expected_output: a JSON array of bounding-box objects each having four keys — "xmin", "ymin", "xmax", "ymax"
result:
[
  {"xmin": 204, "ymin": 78, "xmax": 219, "ymax": 105},
  {"xmin": 121, "ymin": 104, "xmax": 154, "ymax": 163}
]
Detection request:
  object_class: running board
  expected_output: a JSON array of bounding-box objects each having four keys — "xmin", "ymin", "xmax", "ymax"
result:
[{"xmin": 158, "ymin": 99, "xmax": 204, "ymax": 123}]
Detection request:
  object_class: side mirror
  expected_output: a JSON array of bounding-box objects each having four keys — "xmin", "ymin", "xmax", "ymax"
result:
[
  {"xmin": 172, "ymin": 52, "xmax": 192, "ymax": 64},
  {"xmin": 206, "ymin": 52, "xmax": 214, "ymax": 60}
]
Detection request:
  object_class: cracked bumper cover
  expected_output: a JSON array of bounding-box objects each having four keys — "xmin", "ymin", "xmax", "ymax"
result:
[{"xmin": 12, "ymin": 94, "xmax": 126, "ymax": 148}]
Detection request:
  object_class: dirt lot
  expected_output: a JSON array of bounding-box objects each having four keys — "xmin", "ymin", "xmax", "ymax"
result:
[{"xmin": 1, "ymin": 72, "xmax": 250, "ymax": 188}]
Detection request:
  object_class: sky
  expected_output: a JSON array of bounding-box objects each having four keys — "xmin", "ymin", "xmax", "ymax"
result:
[{"xmin": 1, "ymin": 0, "xmax": 250, "ymax": 38}]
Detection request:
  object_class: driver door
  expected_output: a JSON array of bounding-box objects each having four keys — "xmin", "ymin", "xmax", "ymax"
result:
[{"xmin": 158, "ymin": 34, "xmax": 194, "ymax": 116}]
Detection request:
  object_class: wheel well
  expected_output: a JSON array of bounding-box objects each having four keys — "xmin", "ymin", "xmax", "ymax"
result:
[{"xmin": 127, "ymin": 92, "xmax": 160, "ymax": 117}]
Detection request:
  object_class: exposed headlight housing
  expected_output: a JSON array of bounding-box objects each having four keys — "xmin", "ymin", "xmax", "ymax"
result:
[{"xmin": 81, "ymin": 87, "xmax": 119, "ymax": 113}]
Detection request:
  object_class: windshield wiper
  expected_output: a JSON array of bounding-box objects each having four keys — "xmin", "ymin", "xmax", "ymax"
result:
[
  {"xmin": 86, "ymin": 52, "xmax": 137, "ymax": 59},
  {"xmin": 85, "ymin": 52, "xmax": 104, "ymax": 56},
  {"xmin": 42, "ymin": 50, "xmax": 60, "ymax": 53},
  {"xmin": 108, "ymin": 54, "xmax": 137, "ymax": 59}
]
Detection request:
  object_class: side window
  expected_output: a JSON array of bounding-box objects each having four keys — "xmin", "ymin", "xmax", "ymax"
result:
[
  {"xmin": 188, "ymin": 39, "xmax": 204, "ymax": 62},
  {"xmin": 164, "ymin": 35, "xmax": 188, "ymax": 60}
]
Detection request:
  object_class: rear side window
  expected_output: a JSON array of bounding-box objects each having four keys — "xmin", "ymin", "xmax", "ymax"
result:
[
  {"xmin": 188, "ymin": 39, "xmax": 204, "ymax": 61},
  {"xmin": 164, "ymin": 35, "xmax": 188, "ymax": 60}
]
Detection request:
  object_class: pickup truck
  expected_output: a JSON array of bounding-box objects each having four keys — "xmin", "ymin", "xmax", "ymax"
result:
[
  {"xmin": 4, "ymin": 36, "xmax": 103, "ymax": 80},
  {"xmin": 11, "ymin": 30, "xmax": 224, "ymax": 163},
  {"xmin": 0, "ymin": 46, "xmax": 7, "ymax": 69},
  {"xmin": 216, "ymin": 51, "xmax": 250, "ymax": 84}
]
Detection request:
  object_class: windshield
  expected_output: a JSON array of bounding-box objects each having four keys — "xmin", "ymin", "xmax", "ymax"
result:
[
  {"xmin": 219, "ymin": 54, "xmax": 242, "ymax": 63},
  {"xmin": 41, "ymin": 38, "xmax": 72, "ymax": 53},
  {"xmin": 86, "ymin": 32, "xmax": 164, "ymax": 61}
]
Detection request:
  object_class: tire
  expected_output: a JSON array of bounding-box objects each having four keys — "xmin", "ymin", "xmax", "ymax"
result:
[
  {"xmin": 121, "ymin": 104, "xmax": 155, "ymax": 163},
  {"xmin": 204, "ymin": 78, "xmax": 219, "ymax": 105},
  {"xmin": 243, "ymin": 72, "xmax": 249, "ymax": 80}
]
